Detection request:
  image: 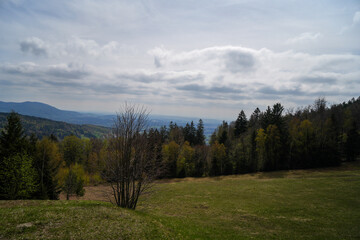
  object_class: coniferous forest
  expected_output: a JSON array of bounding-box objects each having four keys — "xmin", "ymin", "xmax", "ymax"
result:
[{"xmin": 0, "ymin": 97, "xmax": 359, "ymax": 200}]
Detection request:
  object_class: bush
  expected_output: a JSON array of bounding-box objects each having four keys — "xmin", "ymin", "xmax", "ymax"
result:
[{"xmin": 62, "ymin": 168, "xmax": 85, "ymax": 200}]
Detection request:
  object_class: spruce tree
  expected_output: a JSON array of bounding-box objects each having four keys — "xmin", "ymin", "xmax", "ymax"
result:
[
  {"xmin": 0, "ymin": 112, "xmax": 38, "ymax": 199},
  {"xmin": 0, "ymin": 111, "xmax": 26, "ymax": 160},
  {"xmin": 234, "ymin": 110, "xmax": 247, "ymax": 138},
  {"xmin": 196, "ymin": 119, "xmax": 205, "ymax": 145}
]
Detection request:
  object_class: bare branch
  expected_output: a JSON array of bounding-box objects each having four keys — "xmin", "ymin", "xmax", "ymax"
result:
[{"xmin": 104, "ymin": 103, "xmax": 158, "ymax": 209}]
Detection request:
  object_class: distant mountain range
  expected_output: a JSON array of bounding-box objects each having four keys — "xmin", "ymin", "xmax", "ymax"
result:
[
  {"xmin": 0, "ymin": 101, "xmax": 114, "ymax": 127},
  {"xmin": 0, "ymin": 101, "xmax": 223, "ymax": 138}
]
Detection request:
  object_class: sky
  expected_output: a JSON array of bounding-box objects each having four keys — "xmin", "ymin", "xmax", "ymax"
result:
[{"xmin": 0, "ymin": 0, "xmax": 359, "ymax": 120}]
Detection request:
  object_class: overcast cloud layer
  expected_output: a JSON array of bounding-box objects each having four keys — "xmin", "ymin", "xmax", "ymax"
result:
[{"xmin": 0, "ymin": 0, "xmax": 359, "ymax": 119}]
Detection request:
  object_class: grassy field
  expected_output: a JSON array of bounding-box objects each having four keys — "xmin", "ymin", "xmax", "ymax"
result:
[{"xmin": 1, "ymin": 162, "xmax": 360, "ymax": 240}]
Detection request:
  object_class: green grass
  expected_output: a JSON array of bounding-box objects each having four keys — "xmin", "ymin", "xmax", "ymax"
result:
[{"xmin": 1, "ymin": 163, "xmax": 360, "ymax": 239}]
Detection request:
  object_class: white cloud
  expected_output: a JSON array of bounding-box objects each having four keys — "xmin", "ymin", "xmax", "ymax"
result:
[
  {"xmin": 1, "ymin": 62, "xmax": 90, "ymax": 80},
  {"xmin": 149, "ymin": 46, "xmax": 260, "ymax": 75},
  {"xmin": 3, "ymin": 45, "xmax": 359, "ymax": 114},
  {"xmin": 2, "ymin": 0, "xmax": 360, "ymax": 118},
  {"xmin": 286, "ymin": 32, "xmax": 322, "ymax": 44},
  {"xmin": 148, "ymin": 46, "xmax": 360, "ymax": 105}
]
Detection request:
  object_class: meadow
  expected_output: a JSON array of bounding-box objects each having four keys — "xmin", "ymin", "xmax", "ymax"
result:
[{"xmin": 1, "ymin": 162, "xmax": 359, "ymax": 240}]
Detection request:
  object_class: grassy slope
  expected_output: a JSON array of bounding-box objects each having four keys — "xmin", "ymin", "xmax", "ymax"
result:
[{"xmin": 1, "ymin": 163, "xmax": 360, "ymax": 240}]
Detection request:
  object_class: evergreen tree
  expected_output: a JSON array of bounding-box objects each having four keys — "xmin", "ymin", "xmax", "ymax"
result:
[
  {"xmin": 218, "ymin": 121, "xmax": 229, "ymax": 145},
  {"xmin": 261, "ymin": 106, "xmax": 272, "ymax": 129},
  {"xmin": 34, "ymin": 137, "xmax": 62, "ymax": 199},
  {"xmin": 261, "ymin": 103, "xmax": 284, "ymax": 130},
  {"xmin": 0, "ymin": 111, "xmax": 26, "ymax": 159},
  {"xmin": 0, "ymin": 154, "xmax": 38, "ymax": 199},
  {"xmin": 169, "ymin": 123, "xmax": 184, "ymax": 145},
  {"xmin": 249, "ymin": 130, "xmax": 257, "ymax": 171},
  {"xmin": 209, "ymin": 131, "xmax": 217, "ymax": 145},
  {"xmin": 183, "ymin": 121, "xmax": 197, "ymax": 146},
  {"xmin": 249, "ymin": 107, "xmax": 261, "ymax": 128},
  {"xmin": 183, "ymin": 123, "xmax": 191, "ymax": 144},
  {"xmin": 190, "ymin": 121, "xmax": 196, "ymax": 145},
  {"xmin": 159, "ymin": 125, "xmax": 168, "ymax": 143},
  {"xmin": 196, "ymin": 119, "xmax": 205, "ymax": 145},
  {"xmin": 0, "ymin": 112, "xmax": 38, "ymax": 199},
  {"xmin": 234, "ymin": 110, "xmax": 247, "ymax": 138}
]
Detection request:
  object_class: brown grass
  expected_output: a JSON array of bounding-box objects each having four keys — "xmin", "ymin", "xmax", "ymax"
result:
[{"xmin": 59, "ymin": 184, "xmax": 111, "ymax": 201}]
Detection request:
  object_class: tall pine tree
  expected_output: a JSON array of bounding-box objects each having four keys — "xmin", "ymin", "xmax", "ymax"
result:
[
  {"xmin": 0, "ymin": 112, "xmax": 38, "ymax": 199},
  {"xmin": 196, "ymin": 119, "xmax": 205, "ymax": 145},
  {"xmin": 234, "ymin": 110, "xmax": 247, "ymax": 138}
]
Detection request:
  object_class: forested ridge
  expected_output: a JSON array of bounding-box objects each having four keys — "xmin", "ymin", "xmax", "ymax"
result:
[
  {"xmin": 0, "ymin": 97, "xmax": 359, "ymax": 200},
  {"xmin": 0, "ymin": 112, "xmax": 110, "ymax": 139}
]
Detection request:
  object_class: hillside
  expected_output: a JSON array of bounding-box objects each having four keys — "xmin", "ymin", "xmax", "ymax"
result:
[
  {"xmin": 0, "ymin": 101, "xmax": 221, "ymax": 138},
  {"xmin": 1, "ymin": 163, "xmax": 359, "ymax": 239},
  {"xmin": 0, "ymin": 101, "xmax": 115, "ymax": 126},
  {"xmin": 0, "ymin": 112, "xmax": 110, "ymax": 139}
]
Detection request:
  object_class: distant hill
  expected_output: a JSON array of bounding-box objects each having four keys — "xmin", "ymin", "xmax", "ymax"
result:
[
  {"xmin": 0, "ymin": 101, "xmax": 222, "ymax": 139},
  {"xmin": 0, "ymin": 112, "xmax": 110, "ymax": 140},
  {"xmin": 0, "ymin": 101, "xmax": 114, "ymax": 126}
]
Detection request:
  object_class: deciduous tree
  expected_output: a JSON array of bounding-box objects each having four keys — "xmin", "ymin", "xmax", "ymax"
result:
[
  {"xmin": 162, "ymin": 141, "xmax": 180, "ymax": 178},
  {"xmin": 62, "ymin": 135, "xmax": 84, "ymax": 166},
  {"xmin": 104, "ymin": 104, "xmax": 157, "ymax": 209},
  {"xmin": 210, "ymin": 141, "xmax": 227, "ymax": 176},
  {"xmin": 62, "ymin": 168, "xmax": 85, "ymax": 200}
]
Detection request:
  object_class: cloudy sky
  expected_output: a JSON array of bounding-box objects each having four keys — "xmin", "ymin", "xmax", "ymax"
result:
[{"xmin": 0, "ymin": 0, "xmax": 359, "ymax": 120}]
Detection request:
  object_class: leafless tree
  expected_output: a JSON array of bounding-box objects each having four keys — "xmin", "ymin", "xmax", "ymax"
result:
[{"xmin": 104, "ymin": 103, "xmax": 157, "ymax": 209}]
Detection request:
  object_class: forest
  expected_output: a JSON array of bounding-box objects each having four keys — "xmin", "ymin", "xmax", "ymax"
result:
[
  {"xmin": 0, "ymin": 112, "xmax": 110, "ymax": 139},
  {"xmin": 0, "ymin": 97, "xmax": 359, "ymax": 200}
]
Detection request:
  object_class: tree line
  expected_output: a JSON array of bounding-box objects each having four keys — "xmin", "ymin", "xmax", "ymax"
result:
[
  {"xmin": 0, "ymin": 97, "xmax": 359, "ymax": 201},
  {"xmin": 148, "ymin": 97, "xmax": 360, "ymax": 178}
]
